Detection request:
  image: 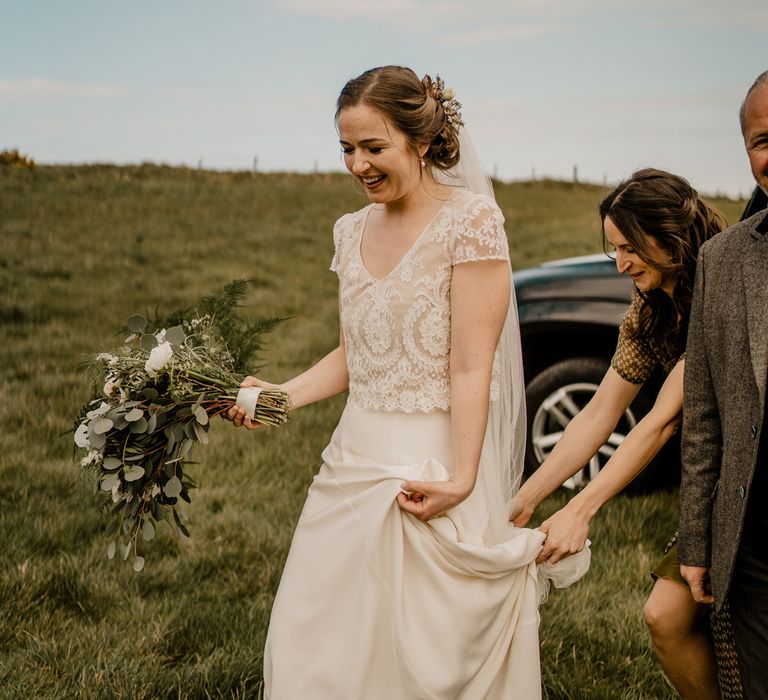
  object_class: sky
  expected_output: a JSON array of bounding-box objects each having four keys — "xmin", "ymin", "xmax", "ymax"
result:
[{"xmin": 2, "ymin": 0, "xmax": 766, "ymax": 198}]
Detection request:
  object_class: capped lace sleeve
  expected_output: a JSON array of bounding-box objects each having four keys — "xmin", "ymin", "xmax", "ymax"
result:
[
  {"xmin": 330, "ymin": 218, "xmax": 343, "ymax": 273},
  {"xmin": 451, "ymin": 194, "xmax": 510, "ymax": 265}
]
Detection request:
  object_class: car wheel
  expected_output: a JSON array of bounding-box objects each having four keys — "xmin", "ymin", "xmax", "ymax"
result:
[{"xmin": 524, "ymin": 356, "xmax": 653, "ymax": 490}]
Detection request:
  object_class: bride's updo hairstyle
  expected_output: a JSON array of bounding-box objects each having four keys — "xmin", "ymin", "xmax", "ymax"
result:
[
  {"xmin": 336, "ymin": 65, "xmax": 461, "ymax": 170},
  {"xmin": 599, "ymin": 167, "xmax": 727, "ymax": 358}
]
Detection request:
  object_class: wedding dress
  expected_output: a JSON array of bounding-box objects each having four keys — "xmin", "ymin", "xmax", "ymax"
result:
[{"xmin": 263, "ymin": 188, "xmax": 590, "ymax": 699}]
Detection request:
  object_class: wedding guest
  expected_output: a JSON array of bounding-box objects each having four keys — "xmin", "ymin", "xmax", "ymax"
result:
[
  {"xmin": 679, "ymin": 69, "xmax": 768, "ymax": 700},
  {"xmin": 511, "ymin": 168, "xmax": 728, "ymax": 699}
]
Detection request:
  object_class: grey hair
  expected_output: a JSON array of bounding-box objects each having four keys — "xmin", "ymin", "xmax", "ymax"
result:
[{"xmin": 740, "ymin": 70, "xmax": 768, "ymax": 135}]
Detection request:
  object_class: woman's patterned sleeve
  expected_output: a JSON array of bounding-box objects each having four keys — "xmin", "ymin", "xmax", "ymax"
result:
[
  {"xmin": 610, "ymin": 296, "xmax": 658, "ymax": 384},
  {"xmin": 451, "ymin": 195, "xmax": 510, "ymax": 265}
]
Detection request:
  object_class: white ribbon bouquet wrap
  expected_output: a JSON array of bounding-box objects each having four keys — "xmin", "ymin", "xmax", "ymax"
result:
[{"xmin": 236, "ymin": 386, "xmax": 265, "ymax": 419}]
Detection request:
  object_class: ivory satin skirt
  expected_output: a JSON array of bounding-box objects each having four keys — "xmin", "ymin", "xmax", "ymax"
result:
[{"xmin": 263, "ymin": 405, "xmax": 589, "ymax": 699}]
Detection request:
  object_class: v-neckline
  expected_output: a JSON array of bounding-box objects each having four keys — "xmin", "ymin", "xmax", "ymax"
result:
[{"xmin": 357, "ymin": 190, "xmax": 459, "ymax": 282}]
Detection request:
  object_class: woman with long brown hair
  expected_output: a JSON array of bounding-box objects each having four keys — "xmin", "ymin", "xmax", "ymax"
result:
[{"xmin": 511, "ymin": 168, "xmax": 731, "ymax": 699}]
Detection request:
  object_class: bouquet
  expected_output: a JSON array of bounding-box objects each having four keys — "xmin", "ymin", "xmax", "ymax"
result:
[{"xmin": 73, "ymin": 280, "xmax": 289, "ymax": 571}]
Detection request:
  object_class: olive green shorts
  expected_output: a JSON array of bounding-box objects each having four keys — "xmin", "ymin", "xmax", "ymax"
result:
[{"xmin": 650, "ymin": 533, "xmax": 687, "ymax": 586}]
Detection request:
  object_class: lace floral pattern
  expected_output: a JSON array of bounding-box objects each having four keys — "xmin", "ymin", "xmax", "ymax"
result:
[{"xmin": 331, "ymin": 189, "xmax": 510, "ymax": 413}]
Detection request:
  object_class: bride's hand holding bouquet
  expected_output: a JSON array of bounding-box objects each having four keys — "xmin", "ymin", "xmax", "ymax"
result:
[{"xmin": 226, "ymin": 376, "xmax": 289, "ymax": 429}]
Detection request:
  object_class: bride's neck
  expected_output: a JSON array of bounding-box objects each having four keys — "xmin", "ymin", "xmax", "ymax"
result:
[{"xmin": 381, "ymin": 175, "xmax": 454, "ymax": 217}]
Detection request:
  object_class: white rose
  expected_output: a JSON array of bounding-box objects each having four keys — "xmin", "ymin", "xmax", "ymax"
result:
[
  {"xmin": 145, "ymin": 341, "xmax": 173, "ymax": 376},
  {"xmin": 442, "ymin": 88, "xmax": 455, "ymax": 101}
]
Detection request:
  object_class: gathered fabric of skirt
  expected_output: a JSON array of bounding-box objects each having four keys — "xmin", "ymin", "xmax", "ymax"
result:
[{"xmin": 264, "ymin": 405, "xmax": 589, "ymax": 699}]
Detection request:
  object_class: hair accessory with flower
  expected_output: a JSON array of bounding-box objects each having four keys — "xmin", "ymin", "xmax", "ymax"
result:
[{"xmin": 426, "ymin": 75, "xmax": 464, "ymax": 129}]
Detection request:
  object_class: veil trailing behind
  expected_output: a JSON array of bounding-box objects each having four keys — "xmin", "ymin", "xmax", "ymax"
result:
[{"xmin": 437, "ymin": 129, "xmax": 534, "ymax": 545}]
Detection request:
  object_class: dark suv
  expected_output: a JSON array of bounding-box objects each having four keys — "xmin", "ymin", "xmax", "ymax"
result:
[{"xmin": 515, "ymin": 188, "xmax": 766, "ymax": 492}]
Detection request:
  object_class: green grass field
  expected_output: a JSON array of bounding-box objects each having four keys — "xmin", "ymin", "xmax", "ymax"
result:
[{"xmin": 0, "ymin": 165, "xmax": 746, "ymax": 699}]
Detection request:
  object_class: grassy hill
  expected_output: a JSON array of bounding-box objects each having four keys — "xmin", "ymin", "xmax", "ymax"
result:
[{"xmin": 0, "ymin": 165, "xmax": 746, "ymax": 698}]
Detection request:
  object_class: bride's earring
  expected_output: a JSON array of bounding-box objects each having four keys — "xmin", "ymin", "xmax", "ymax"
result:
[{"xmin": 420, "ymin": 158, "xmax": 426, "ymax": 168}]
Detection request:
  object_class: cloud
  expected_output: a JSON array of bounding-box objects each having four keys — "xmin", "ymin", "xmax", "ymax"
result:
[
  {"xmin": 633, "ymin": 0, "xmax": 768, "ymax": 30},
  {"xmin": 278, "ymin": 0, "xmax": 768, "ymax": 42},
  {"xmin": 0, "ymin": 78, "xmax": 128, "ymax": 103},
  {"xmin": 278, "ymin": 0, "xmax": 585, "ymax": 42}
]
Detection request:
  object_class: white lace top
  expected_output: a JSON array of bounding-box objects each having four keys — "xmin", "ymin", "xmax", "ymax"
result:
[{"xmin": 330, "ymin": 188, "xmax": 510, "ymax": 413}]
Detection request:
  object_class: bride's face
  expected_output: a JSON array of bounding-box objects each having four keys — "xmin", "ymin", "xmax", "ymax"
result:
[{"xmin": 337, "ymin": 104, "xmax": 425, "ymax": 205}]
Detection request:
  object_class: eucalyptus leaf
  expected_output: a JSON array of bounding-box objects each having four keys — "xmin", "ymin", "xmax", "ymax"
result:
[
  {"xmin": 74, "ymin": 422, "xmax": 90, "ymax": 448},
  {"xmin": 102, "ymin": 457, "xmax": 122, "ymax": 471},
  {"xmin": 153, "ymin": 410, "xmax": 167, "ymax": 428},
  {"xmin": 179, "ymin": 438, "xmax": 193, "ymax": 458},
  {"xmin": 192, "ymin": 420, "xmax": 209, "ymax": 445},
  {"xmin": 146, "ymin": 412, "xmax": 158, "ymax": 434},
  {"xmin": 140, "ymin": 334, "xmax": 158, "ymax": 351},
  {"xmin": 133, "ymin": 556, "xmax": 145, "ymax": 573},
  {"xmin": 129, "ymin": 417, "xmax": 148, "ymax": 434},
  {"xmin": 121, "ymin": 542, "xmax": 132, "ymax": 560},
  {"xmin": 89, "ymin": 430, "xmax": 106, "ymax": 449},
  {"xmin": 126, "ymin": 314, "xmax": 147, "ymax": 333},
  {"xmin": 141, "ymin": 520, "xmax": 155, "ymax": 541},
  {"xmin": 142, "ymin": 388, "xmax": 159, "ymax": 400},
  {"xmin": 123, "ymin": 518, "xmax": 136, "ymax": 536},
  {"xmin": 165, "ymin": 325, "xmax": 186, "ymax": 348},
  {"xmin": 125, "ymin": 408, "xmax": 144, "ymax": 422},
  {"xmin": 164, "ymin": 476, "xmax": 182, "ymax": 498},
  {"xmin": 92, "ymin": 418, "xmax": 114, "ymax": 435},
  {"xmin": 193, "ymin": 406, "xmax": 208, "ymax": 425},
  {"xmin": 101, "ymin": 473, "xmax": 119, "ymax": 491},
  {"xmin": 106, "ymin": 407, "xmax": 126, "ymax": 421},
  {"xmin": 123, "ymin": 465, "xmax": 145, "ymax": 482},
  {"xmin": 184, "ymin": 421, "xmax": 197, "ymax": 439},
  {"xmin": 112, "ymin": 415, "xmax": 129, "ymax": 430},
  {"xmin": 106, "ymin": 540, "xmax": 117, "ymax": 560}
]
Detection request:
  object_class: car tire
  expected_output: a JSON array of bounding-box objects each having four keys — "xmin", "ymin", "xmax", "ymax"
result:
[{"xmin": 524, "ymin": 356, "xmax": 663, "ymax": 492}]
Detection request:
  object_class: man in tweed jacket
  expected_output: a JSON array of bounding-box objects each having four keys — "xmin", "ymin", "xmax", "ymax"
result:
[{"xmin": 679, "ymin": 71, "xmax": 768, "ymax": 698}]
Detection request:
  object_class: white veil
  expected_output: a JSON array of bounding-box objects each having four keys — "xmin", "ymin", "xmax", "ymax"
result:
[{"xmin": 434, "ymin": 129, "xmax": 527, "ymax": 544}]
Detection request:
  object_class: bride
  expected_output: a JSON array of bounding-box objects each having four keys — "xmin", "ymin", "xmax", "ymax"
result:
[{"xmin": 228, "ymin": 65, "xmax": 590, "ymax": 699}]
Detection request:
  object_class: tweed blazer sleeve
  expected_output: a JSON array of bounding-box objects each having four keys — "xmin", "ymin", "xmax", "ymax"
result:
[{"xmin": 678, "ymin": 247, "xmax": 722, "ymax": 567}]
